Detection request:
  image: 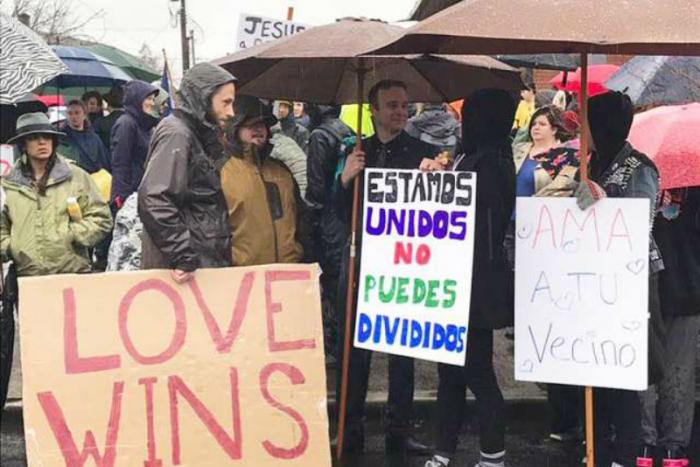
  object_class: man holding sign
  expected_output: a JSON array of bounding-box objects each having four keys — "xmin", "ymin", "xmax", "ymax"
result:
[
  {"xmin": 574, "ymin": 91, "xmax": 665, "ymax": 466},
  {"xmin": 335, "ymin": 79, "xmax": 440, "ymax": 455}
]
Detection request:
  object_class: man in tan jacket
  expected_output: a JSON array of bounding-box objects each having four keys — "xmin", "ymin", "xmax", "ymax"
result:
[{"xmin": 221, "ymin": 96, "xmax": 310, "ymax": 266}]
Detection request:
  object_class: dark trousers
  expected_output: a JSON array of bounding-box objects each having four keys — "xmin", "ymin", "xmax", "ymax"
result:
[
  {"xmin": 335, "ymin": 245, "xmax": 415, "ymax": 438},
  {"xmin": 547, "ymin": 384, "xmax": 583, "ymax": 434},
  {"xmin": 336, "ymin": 345, "xmax": 415, "ymax": 437},
  {"xmin": 0, "ymin": 290, "xmax": 15, "ymax": 422},
  {"xmin": 435, "ymin": 327, "xmax": 505, "ymax": 457},
  {"xmin": 593, "ymin": 388, "xmax": 642, "ymax": 466}
]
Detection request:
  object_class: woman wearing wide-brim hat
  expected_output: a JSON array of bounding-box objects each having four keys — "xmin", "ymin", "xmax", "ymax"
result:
[{"xmin": 1, "ymin": 112, "xmax": 113, "ymax": 277}]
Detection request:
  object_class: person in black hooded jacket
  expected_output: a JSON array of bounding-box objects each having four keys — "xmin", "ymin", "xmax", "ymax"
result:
[
  {"xmin": 306, "ymin": 105, "xmax": 353, "ymax": 358},
  {"xmin": 138, "ymin": 63, "xmax": 236, "ymax": 283},
  {"xmin": 110, "ymin": 80, "xmax": 160, "ymax": 206},
  {"xmin": 575, "ymin": 90, "xmax": 667, "ymax": 466},
  {"xmin": 640, "ymin": 186, "xmax": 700, "ymax": 464},
  {"xmin": 425, "ymin": 89, "xmax": 516, "ymax": 467}
]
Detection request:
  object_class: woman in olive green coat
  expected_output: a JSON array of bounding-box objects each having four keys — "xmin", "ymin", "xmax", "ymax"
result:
[{"xmin": 0, "ymin": 113, "xmax": 112, "ymax": 276}]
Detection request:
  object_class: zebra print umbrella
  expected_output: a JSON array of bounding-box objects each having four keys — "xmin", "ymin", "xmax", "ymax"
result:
[{"xmin": 0, "ymin": 13, "xmax": 68, "ymax": 105}]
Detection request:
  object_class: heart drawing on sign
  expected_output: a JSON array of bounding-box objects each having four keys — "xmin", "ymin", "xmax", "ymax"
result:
[
  {"xmin": 554, "ymin": 292, "xmax": 575, "ymax": 311},
  {"xmin": 626, "ymin": 259, "xmax": 645, "ymax": 275},
  {"xmin": 621, "ymin": 321, "xmax": 641, "ymax": 331},
  {"xmin": 520, "ymin": 359, "xmax": 534, "ymax": 373},
  {"xmin": 517, "ymin": 224, "xmax": 533, "ymax": 239},
  {"xmin": 562, "ymin": 238, "xmax": 581, "ymax": 253}
]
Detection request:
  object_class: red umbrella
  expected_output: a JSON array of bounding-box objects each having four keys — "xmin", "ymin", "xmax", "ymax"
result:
[
  {"xmin": 628, "ymin": 103, "xmax": 700, "ymax": 190},
  {"xmin": 549, "ymin": 64, "xmax": 619, "ymax": 96},
  {"xmin": 36, "ymin": 94, "xmax": 64, "ymax": 107}
]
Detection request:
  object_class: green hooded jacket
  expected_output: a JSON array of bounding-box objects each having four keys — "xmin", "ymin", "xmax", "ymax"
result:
[{"xmin": 0, "ymin": 155, "xmax": 113, "ymax": 277}]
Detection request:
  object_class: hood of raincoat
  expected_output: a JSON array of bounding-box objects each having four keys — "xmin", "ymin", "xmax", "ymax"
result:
[
  {"xmin": 176, "ymin": 62, "xmax": 237, "ymax": 130},
  {"xmin": 588, "ymin": 90, "xmax": 634, "ymax": 177},
  {"xmin": 461, "ymin": 88, "xmax": 516, "ymax": 154},
  {"xmin": 123, "ymin": 80, "xmax": 160, "ymax": 129},
  {"xmin": 406, "ymin": 104, "xmax": 460, "ymax": 144}
]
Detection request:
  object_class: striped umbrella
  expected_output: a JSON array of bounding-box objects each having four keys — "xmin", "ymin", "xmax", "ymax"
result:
[{"xmin": 0, "ymin": 13, "xmax": 68, "ymax": 104}]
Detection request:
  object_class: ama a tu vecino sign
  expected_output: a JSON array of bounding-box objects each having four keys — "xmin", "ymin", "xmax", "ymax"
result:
[{"xmin": 19, "ymin": 264, "xmax": 331, "ymax": 466}]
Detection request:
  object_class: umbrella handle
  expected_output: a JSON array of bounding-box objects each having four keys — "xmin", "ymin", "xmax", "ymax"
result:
[{"xmin": 336, "ymin": 62, "xmax": 366, "ymax": 460}]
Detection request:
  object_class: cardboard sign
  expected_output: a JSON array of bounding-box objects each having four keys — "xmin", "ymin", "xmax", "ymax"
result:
[
  {"xmin": 0, "ymin": 144, "xmax": 14, "ymax": 177},
  {"xmin": 236, "ymin": 13, "xmax": 307, "ymax": 50},
  {"xmin": 354, "ymin": 169, "xmax": 477, "ymax": 366},
  {"xmin": 19, "ymin": 265, "xmax": 331, "ymax": 466},
  {"xmin": 514, "ymin": 198, "xmax": 650, "ymax": 390}
]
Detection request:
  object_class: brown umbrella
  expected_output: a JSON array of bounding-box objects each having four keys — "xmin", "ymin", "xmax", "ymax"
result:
[
  {"xmin": 376, "ymin": 0, "xmax": 700, "ymax": 56},
  {"xmin": 213, "ymin": 18, "xmax": 522, "ymax": 460},
  {"xmin": 213, "ymin": 21, "xmax": 522, "ymax": 103}
]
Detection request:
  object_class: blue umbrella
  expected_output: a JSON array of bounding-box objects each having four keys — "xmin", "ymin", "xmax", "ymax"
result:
[
  {"xmin": 606, "ymin": 56, "xmax": 700, "ymax": 107},
  {"xmin": 43, "ymin": 45, "xmax": 133, "ymax": 88}
]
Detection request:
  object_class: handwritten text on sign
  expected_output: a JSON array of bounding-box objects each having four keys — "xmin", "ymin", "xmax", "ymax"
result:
[
  {"xmin": 514, "ymin": 198, "xmax": 650, "ymax": 390},
  {"xmin": 236, "ymin": 13, "xmax": 307, "ymax": 50},
  {"xmin": 19, "ymin": 265, "xmax": 331, "ymax": 466},
  {"xmin": 355, "ymin": 169, "xmax": 476, "ymax": 366}
]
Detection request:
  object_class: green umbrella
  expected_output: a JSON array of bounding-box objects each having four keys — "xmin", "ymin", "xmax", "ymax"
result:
[{"xmin": 85, "ymin": 43, "xmax": 160, "ymax": 82}]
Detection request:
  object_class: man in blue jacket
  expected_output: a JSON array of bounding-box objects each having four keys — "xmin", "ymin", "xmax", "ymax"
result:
[
  {"xmin": 110, "ymin": 80, "xmax": 159, "ymax": 208},
  {"xmin": 58, "ymin": 100, "xmax": 110, "ymax": 174}
]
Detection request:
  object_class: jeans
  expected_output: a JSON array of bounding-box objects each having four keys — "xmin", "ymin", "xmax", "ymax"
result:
[
  {"xmin": 640, "ymin": 313, "xmax": 700, "ymax": 452},
  {"xmin": 435, "ymin": 327, "xmax": 505, "ymax": 457}
]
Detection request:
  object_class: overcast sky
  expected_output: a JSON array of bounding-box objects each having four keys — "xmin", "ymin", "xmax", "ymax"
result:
[{"xmin": 7, "ymin": 0, "xmax": 419, "ymax": 79}]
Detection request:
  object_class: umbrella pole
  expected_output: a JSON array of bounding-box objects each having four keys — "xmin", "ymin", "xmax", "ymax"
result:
[
  {"xmin": 578, "ymin": 53, "xmax": 595, "ymax": 467},
  {"xmin": 336, "ymin": 62, "xmax": 366, "ymax": 460}
]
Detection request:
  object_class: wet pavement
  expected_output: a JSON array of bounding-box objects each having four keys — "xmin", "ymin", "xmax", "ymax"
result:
[{"xmin": 3, "ymin": 400, "xmax": 698, "ymax": 467}]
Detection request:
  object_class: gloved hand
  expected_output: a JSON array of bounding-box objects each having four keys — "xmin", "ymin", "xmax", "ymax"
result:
[{"xmin": 575, "ymin": 179, "xmax": 607, "ymax": 210}]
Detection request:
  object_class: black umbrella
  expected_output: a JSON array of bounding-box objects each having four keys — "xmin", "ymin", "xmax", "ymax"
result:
[
  {"xmin": 495, "ymin": 53, "xmax": 579, "ymax": 71},
  {"xmin": 605, "ymin": 55, "xmax": 700, "ymax": 107}
]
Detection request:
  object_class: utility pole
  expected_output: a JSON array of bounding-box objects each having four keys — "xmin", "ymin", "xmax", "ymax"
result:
[
  {"xmin": 175, "ymin": 0, "xmax": 190, "ymax": 72},
  {"xmin": 189, "ymin": 29, "xmax": 196, "ymax": 65}
]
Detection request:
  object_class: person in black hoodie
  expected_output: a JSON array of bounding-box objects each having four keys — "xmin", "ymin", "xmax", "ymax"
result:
[
  {"xmin": 575, "ymin": 91, "xmax": 667, "ymax": 467},
  {"xmin": 640, "ymin": 186, "xmax": 699, "ymax": 464},
  {"xmin": 93, "ymin": 85, "xmax": 125, "ymax": 153},
  {"xmin": 306, "ymin": 105, "xmax": 353, "ymax": 359},
  {"xmin": 110, "ymin": 80, "xmax": 160, "ymax": 207},
  {"xmin": 425, "ymin": 89, "xmax": 516, "ymax": 467}
]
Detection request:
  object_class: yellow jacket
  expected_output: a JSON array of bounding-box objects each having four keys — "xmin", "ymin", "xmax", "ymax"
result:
[
  {"xmin": 220, "ymin": 147, "xmax": 303, "ymax": 266},
  {"xmin": 513, "ymin": 100, "xmax": 535, "ymax": 130}
]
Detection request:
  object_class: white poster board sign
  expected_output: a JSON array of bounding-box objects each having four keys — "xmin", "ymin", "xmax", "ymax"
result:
[
  {"xmin": 236, "ymin": 13, "xmax": 308, "ymax": 50},
  {"xmin": 514, "ymin": 197, "xmax": 650, "ymax": 390},
  {"xmin": 354, "ymin": 169, "xmax": 476, "ymax": 366}
]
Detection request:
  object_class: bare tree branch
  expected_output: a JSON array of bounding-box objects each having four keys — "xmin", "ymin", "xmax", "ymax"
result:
[{"xmin": 11, "ymin": 0, "xmax": 102, "ymax": 44}]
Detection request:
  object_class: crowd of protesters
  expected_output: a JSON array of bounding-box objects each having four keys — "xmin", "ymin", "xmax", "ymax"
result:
[{"xmin": 0, "ymin": 62, "xmax": 698, "ymax": 467}]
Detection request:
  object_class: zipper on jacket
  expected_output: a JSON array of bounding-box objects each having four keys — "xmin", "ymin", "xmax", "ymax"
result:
[{"xmin": 258, "ymin": 168, "xmax": 280, "ymax": 263}]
